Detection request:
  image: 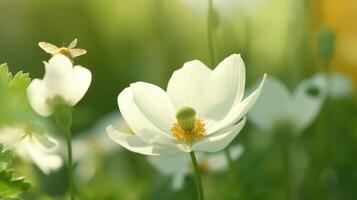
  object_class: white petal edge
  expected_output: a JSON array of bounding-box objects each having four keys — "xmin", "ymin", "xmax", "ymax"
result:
[
  {"xmin": 118, "ymin": 88, "xmax": 174, "ymax": 144},
  {"xmin": 107, "ymin": 125, "xmax": 158, "ymax": 155},
  {"xmin": 43, "ymin": 54, "xmax": 73, "ymax": 100},
  {"xmin": 207, "ymin": 74, "xmax": 266, "ymax": 135},
  {"xmin": 130, "ymin": 82, "xmax": 176, "ymax": 133},
  {"xmin": 192, "ymin": 117, "xmax": 246, "ymax": 152},
  {"xmin": 107, "ymin": 125, "xmax": 181, "ymax": 156},
  {"xmin": 27, "ymin": 79, "xmax": 52, "ymax": 116},
  {"xmin": 247, "ymin": 76, "xmax": 291, "ymax": 131},
  {"xmin": 167, "ymin": 60, "xmax": 211, "ymax": 117},
  {"xmin": 203, "ymin": 54, "xmax": 246, "ymax": 121},
  {"xmin": 68, "ymin": 65, "xmax": 92, "ymax": 106}
]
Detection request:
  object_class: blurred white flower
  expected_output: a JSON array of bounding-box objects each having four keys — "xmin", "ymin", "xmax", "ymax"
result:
[
  {"xmin": 148, "ymin": 145, "xmax": 244, "ymax": 190},
  {"xmin": 107, "ymin": 54, "xmax": 266, "ymax": 155},
  {"xmin": 0, "ymin": 127, "xmax": 63, "ymax": 174},
  {"xmin": 248, "ymin": 74, "xmax": 331, "ymax": 133},
  {"xmin": 313, "ymin": 73, "xmax": 352, "ymax": 99},
  {"xmin": 181, "ymin": 0, "xmax": 262, "ymax": 19},
  {"xmin": 71, "ymin": 112, "xmax": 123, "ymax": 185},
  {"xmin": 27, "ymin": 54, "xmax": 92, "ymax": 117}
]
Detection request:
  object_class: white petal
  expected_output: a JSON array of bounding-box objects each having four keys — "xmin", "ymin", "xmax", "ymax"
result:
[
  {"xmin": 172, "ymin": 168, "xmax": 189, "ymax": 191},
  {"xmin": 147, "ymin": 153, "xmax": 188, "ymax": 175},
  {"xmin": 107, "ymin": 125, "xmax": 180, "ymax": 156},
  {"xmin": 247, "ymin": 76, "xmax": 291, "ymax": 131},
  {"xmin": 118, "ymin": 88, "xmax": 174, "ymax": 144},
  {"xmin": 131, "ymin": 82, "xmax": 176, "ymax": 133},
  {"xmin": 192, "ymin": 117, "xmax": 246, "ymax": 152},
  {"xmin": 203, "ymin": 145, "xmax": 243, "ymax": 172},
  {"xmin": 22, "ymin": 137, "xmax": 63, "ymax": 174},
  {"xmin": 292, "ymin": 75, "xmax": 326, "ymax": 132},
  {"xmin": 167, "ymin": 60, "xmax": 211, "ymax": 117},
  {"xmin": 207, "ymin": 74, "xmax": 266, "ymax": 135},
  {"xmin": 43, "ymin": 54, "xmax": 73, "ymax": 100},
  {"xmin": 27, "ymin": 79, "xmax": 52, "ymax": 116},
  {"xmin": 203, "ymin": 54, "xmax": 246, "ymax": 120},
  {"xmin": 68, "ymin": 65, "xmax": 92, "ymax": 106},
  {"xmin": 230, "ymin": 144, "xmax": 244, "ymax": 160}
]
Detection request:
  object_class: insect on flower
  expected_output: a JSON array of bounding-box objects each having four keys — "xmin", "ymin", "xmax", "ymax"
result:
[{"xmin": 38, "ymin": 39, "xmax": 87, "ymax": 60}]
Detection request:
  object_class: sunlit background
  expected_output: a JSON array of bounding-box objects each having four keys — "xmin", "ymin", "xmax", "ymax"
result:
[{"xmin": 0, "ymin": 0, "xmax": 356, "ymax": 199}]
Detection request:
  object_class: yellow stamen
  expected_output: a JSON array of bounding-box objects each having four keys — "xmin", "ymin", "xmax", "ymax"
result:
[{"xmin": 171, "ymin": 119, "xmax": 206, "ymax": 144}]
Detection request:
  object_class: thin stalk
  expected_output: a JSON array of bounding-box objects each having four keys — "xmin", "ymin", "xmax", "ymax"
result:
[
  {"xmin": 65, "ymin": 128, "xmax": 75, "ymax": 200},
  {"xmin": 207, "ymin": 0, "xmax": 235, "ymax": 174},
  {"xmin": 190, "ymin": 151, "xmax": 204, "ymax": 200},
  {"xmin": 207, "ymin": 0, "xmax": 218, "ymax": 67},
  {"xmin": 225, "ymin": 148, "xmax": 234, "ymax": 171}
]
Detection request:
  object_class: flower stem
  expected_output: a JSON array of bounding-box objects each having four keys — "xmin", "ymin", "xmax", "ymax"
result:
[
  {"xmin": 207, "ymin": 0, "xmax": 236, "ymax": 180},
  {"xmin": 55, "ymin": 105, "xmax": 75, "ymax": 199},
  {"xmin": 207, "ymin": 0, "xmax": 218, "ymax": 67},
  {"xmin": 190, "ymin": 151, "xmax": 204, "ymax": 200},
  {"xmin": 65, "ymin": 128, "xmax": 76, "ymax": 200}
]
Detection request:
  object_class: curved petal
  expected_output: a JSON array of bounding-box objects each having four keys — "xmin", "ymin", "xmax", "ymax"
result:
[
  {"xmin": 247, "ymin": 76, "xmax": 291, "ymax": 131},
  {"xmin": 118, "ymin": 88, "xmax": 174, "ymax": 144},
  {"xmin": 292, "ymin": 75, "xmax": 326, "ymax": 132},
  {"xmin": 167, "ymin": 60, "xmax": 211, "ymax": 117},
  {"xmin": 68, "ymin": 65, "xmax": 92, "ymax": 106},
  {"xmin": 172, "ymin": 168, "xmax": 189, "ymax": 191},
  {"xmin": 43, "ymin": 54, "xmax": 73, "ymax": 100},
  {"xmin": 107, "ymin": 125, "xmax": 181, "ymax": 156},
  {"xmin": 207, "ymin": 74, "xmax": 266, "ymax": 135},
  {"xmin": 192, "ymin": 117, "xmax": 246, "ymax": 152},
  {"xmin": 203, "ymin": 54, "xmax": 246, "ymax": 120},
  {"xmin": 27, "ymin": 79, "xmax": 52, "ymax": 116},
  {"xmin": 130, "ymin": 82, "xmax": 176, "ymax": 133},
  {"xmin": 21, "ymin": 137, "xmax": 62, "ymax": 174}
]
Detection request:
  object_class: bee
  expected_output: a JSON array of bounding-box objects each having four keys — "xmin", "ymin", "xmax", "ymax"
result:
[{"xmin": 38, "ymin": 39, "xmax": 87, "ymax": 60}]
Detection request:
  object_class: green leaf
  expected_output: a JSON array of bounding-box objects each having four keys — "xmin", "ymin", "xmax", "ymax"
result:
[
  {"xmin": 0, "ymin": 144, "xmax": 11, "ymax": 164},
  {"xmin": 9, "ymin": 71, "xmax": 30, "ymax": 97},
  {"xmin": 0, "ymin": 170, "xmax": 30, "ymax": 197},
  {"xmin": 0, "ymin": 64, "xmax": 11, "ymax": 85},
  {"xmin": 0, "ymin": 145, "xmax": 30, "ymax": 200}
]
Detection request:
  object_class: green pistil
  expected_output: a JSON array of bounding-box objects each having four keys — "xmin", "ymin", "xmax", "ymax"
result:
[{"xmin": 176, "ymin": 106, "xmax": 196, "ymax": 131}]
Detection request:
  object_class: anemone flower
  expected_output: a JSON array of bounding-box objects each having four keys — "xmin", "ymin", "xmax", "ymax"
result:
[
  {"xmin": 107, "ymin": 54, "xmax": 266, "ymax": 155},
  {"xmin": 0, "ymin": 126, "xmax": 62, "ymax": 174},
  {"xmin": 27, "ymin": 54, "xmax": 91, "ymax": 117},
  {"xmin": 247, "ymin": 75, "xmax": 328, "ymax": 133}
]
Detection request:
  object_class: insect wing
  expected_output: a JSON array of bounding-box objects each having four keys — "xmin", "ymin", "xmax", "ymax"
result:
[
  {"xmin": 38, "ymin": 42, "xmax": 59, "ymax": 54},
  {"xmin": 68, "ymin": 39, "xmax": 78, "ymax": 49},
  {"xmin": 70, "ymin": 48, "xmax": 87, "ymax": 58}
]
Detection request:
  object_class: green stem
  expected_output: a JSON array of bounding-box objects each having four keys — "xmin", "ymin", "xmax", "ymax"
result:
[
  {"xmin": 190, "ymin": 151, "xmax": 204, "ymax": 200},
  {"xmin": 65, "ymin": 128, "xmax": 75, "ymax": 200},
  {"xmin": 207, "ymin": 0, "xmax": 218, "ymax": 67},
  {"xmin": 207, "ymin": 0, "xmax": 236, "ymax": 178},
  {"xmin": 224, "ymin": 148, "xmax": 234, "ymax": 172}
]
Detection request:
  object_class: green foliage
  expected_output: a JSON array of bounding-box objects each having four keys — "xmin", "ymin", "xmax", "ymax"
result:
[
  {"xmin": 0, "ymin": 63, "xmax": 30, "ymax": 125},
  {"xmin": 0, "ymin": 63, "xmax": 51, "ymax": 136},
  {"xmin": 0, "ymin": 144, "xmax": 30, "ymax": 200},
  {"xmin": 0, "ymin": 145, "xmax": 11, "ymax": 165}
]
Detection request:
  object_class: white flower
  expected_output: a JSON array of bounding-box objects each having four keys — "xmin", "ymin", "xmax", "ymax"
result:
[
  {"xmin": 313, "ymin": 73, "xmax": 352, "ymax": 99},
  {"xmin": 72, "ymin": 112, "xmax": 123, "ymax": 185},
  {"xmin": 248, "ymin": 75, "xmax": 328, "ymax": 133},
  {"xmin": 27, "ymin": 54, "xmax": 92, "ymax": 117},
  {"xmin": 0, "ymin": 127, "xmax": 63, "ymax": 174},
  {"xmin": 148, "ymin": 145, "xmax": 244, "ymax": 190},
  {"xmin": 107, "ymin": 54, "xmax": 266, "ymax": 155}
]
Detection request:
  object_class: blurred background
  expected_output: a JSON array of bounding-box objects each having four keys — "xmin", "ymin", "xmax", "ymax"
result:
[{"xmin": 0, "ymin": 0, "xmax": 356, "ymax": 199}]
